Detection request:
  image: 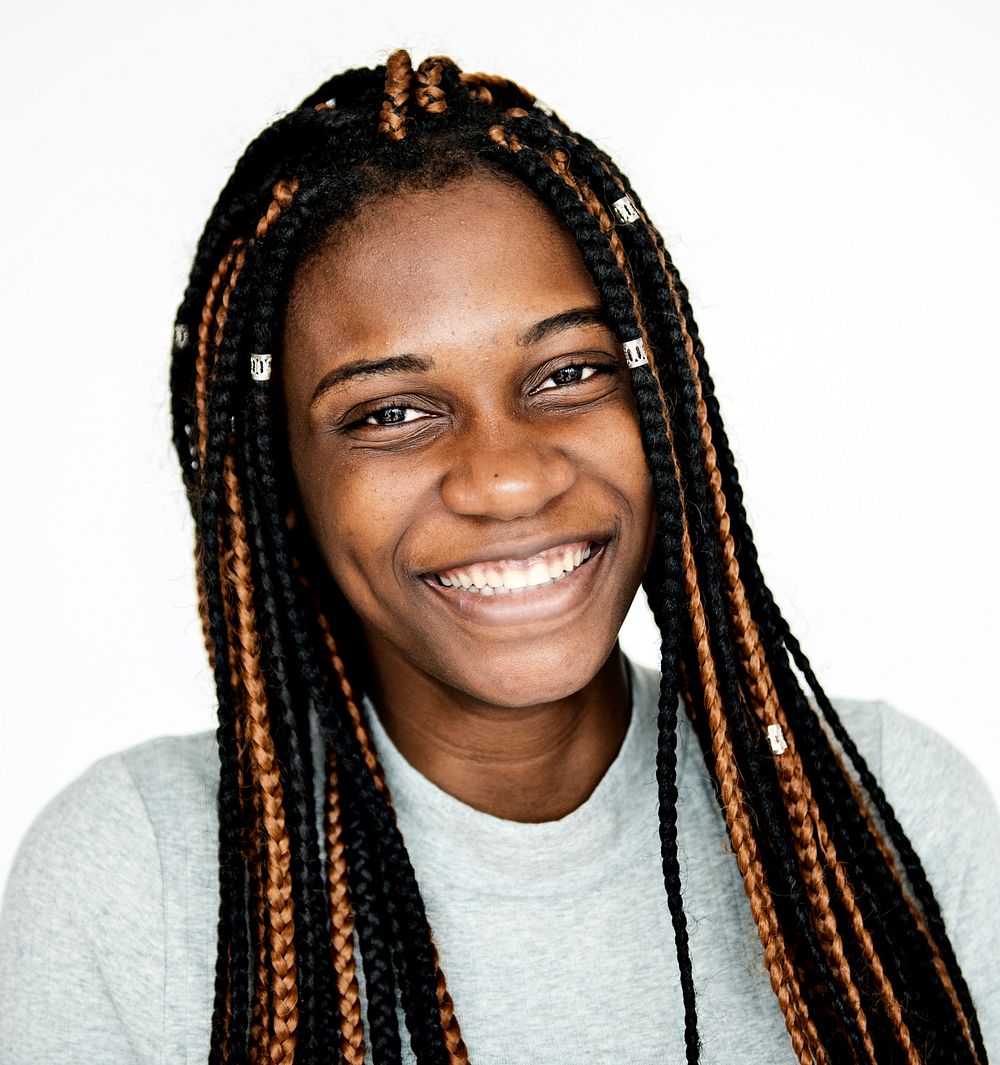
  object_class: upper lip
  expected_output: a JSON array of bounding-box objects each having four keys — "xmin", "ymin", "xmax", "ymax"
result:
[{"xmin": 419, "ymin": 532, "xmax": 610, "ymax": 577}]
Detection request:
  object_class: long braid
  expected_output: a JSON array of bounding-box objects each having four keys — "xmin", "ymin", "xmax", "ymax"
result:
[
  {"xmin": 195, "ymin": 247, "xmax": 257, "ymax": 1065},
  {"xmin": 322, "ymin": 749, "xmax": 366, "ymax": 1065},
  {"xmin": 171, "ymin": 51, "xmax": 985, "ymax": 1064},
  {"xmin": 218, "ymin": 519, "xmax": 270, "ymax": 1064},
  {"xmin": 194, "ymin": 183, "xmax": 304, "ymax": 1065},
  {"xmin": 592, "ymin": 161, "xmax": 887, "ymax": 1061},
  {"xmin": 222, "ymin": 453, "xmax": 299, "ymax": 1065},
  {"xmin": 310, "ymin": 601, "xmax": 469, "ymax": 1064},
  {"xmin": 605, "ymin": 146, "xmax": 983, "ymax": 1059},
  {"xmin": 241, "ymin": 430, "xmax": 334, "ymax": 1065},
  {"xmin": 665, "ymin": 204, "xmax": 986, "ymax": 1060},
  {"xmin": 243, "ymin": 360, "xmax": 407, "ymax": 1060},
  {"xmin": 247, "ymin": 375, "xmax": 452, "ymax": 1063},
  {"xmin": 584, "ymin": 158, "xmax": 886, "ymax": 1061},
  {"xmin": 558, "ymin": 134, "xmax": 973, "ymax": 1059}
]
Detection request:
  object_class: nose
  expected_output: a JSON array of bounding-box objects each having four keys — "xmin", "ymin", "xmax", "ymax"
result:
[{"xmin": 439, "ymin": 421, "xmax": 577, "ymax": 521}]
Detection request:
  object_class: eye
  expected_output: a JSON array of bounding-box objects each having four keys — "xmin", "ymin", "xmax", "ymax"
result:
[
  {"xmin": 534, "ymin": 364, "xmax": 600, "ymax": 391},
  {"xmin": 359, "ymin": 404, "xmax": 430, "ymax": 427}
]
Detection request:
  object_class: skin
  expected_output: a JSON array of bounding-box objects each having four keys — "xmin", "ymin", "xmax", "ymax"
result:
[{"xmin": 282, "ymin": 171, "xmax": 656, "ymax": 822}]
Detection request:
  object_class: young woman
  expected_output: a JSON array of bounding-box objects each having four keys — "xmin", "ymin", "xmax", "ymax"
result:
[{"xmin": 2, "ymin": 50, "xmax": 997, "ymax": 1065}]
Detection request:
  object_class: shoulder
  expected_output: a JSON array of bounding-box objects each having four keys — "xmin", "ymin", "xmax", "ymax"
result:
[
  {"xmin": 826, "ymin": 698, "xmax": 1000, "ymax": 1049},
  {"xmin": 830, "ymin": 697, "xmax": 999, "ymax": 842},
  {"xmin": 0, "ymin": 731, "xmax": 219, "ymax": 1065},
  {"xmin": 5, "ymin": 730, "xmax": 218, "ymax": 904}
]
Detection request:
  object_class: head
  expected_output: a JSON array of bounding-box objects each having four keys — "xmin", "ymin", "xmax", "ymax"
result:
[
  {"xmin": 171, "ymin": 50, "xmax": 984, "ymax": 1065},
  {"xmin": 282, "ymin": 168, "xmax": 655, "ymax": 710}
]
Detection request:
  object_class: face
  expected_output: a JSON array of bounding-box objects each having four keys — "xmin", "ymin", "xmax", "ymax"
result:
[{"xmin": 282, "ymin": 171, "xmax": 655, "ymax": 710}]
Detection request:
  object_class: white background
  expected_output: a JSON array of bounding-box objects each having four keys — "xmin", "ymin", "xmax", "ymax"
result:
[{"xmin": 2, "ymin": 0, "xmax": 997, "ymax": 891}]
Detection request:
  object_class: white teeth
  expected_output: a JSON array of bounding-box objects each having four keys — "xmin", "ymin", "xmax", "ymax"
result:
[
  {"xmin": 435, "ymin": 542, "xmax": 596, "ymax": 594},
  {"xmin": 526, "ymin": 561, "xmax": 551, "ymax": 586}
]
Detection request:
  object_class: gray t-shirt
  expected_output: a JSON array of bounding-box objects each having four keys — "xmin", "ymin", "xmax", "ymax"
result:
[{"xmin": 2, "ymin": 662, "xmax": 998, "ymax": 1063}]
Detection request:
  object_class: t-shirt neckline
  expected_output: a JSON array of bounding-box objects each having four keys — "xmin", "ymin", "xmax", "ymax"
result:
[{"xmin": 362, "ymin": 659, "xmax": 684, "ymax": 895}]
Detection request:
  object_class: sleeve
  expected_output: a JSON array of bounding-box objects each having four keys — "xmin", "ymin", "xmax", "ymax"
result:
[
  {"xmin": 873, "ymin": 702, "xmax": 1000, "ymax": 1056},
  {"xmin": 0, "ymin": 753, "xmax": 167, "ymax": 1065}
]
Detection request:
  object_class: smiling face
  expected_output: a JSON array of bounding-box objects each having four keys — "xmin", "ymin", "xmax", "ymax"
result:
[{"xmin": 282, "ymin": 170, "xmax": 655, "ymax": 710}]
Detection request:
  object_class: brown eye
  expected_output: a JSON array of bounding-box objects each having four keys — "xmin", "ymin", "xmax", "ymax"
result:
[
  {"xmin": 360, "ymin": 405, "xmax": 430, "ymax": 427},
  {"xmin": 374, "ymin": 407, "xmax": 406, "ymax": 424},
  {"xmin": 536, "ymin": 364, "xmax": 598, "ymax": 391}
]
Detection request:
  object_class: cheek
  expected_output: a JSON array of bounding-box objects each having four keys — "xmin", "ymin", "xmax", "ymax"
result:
[
  {"xmin": 594, "ymin": 404, "xmax": 655, "ymax": 530},
  {"xmin": 290, "ymin": 443, "xmax": 425, "ymax": 603}
]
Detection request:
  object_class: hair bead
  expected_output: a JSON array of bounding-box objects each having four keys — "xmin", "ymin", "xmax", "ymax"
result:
[
  {"xmin": 612, "ymin": 195, "xmax": 640, "ymax": 224},
  {"xmin": 767, "ymin": 723, "xmax": 789, "ymax": 755},
  {"xmin": 250, "ymin": 353, "xmax": 273, "ymax": 381},
  {"xmin": 623, "ymin": 337, "xmax": 649, "ymax": 368},
  {"xmin": 174, "ymin": 323, "xmax": 190, "ymax": 348}
]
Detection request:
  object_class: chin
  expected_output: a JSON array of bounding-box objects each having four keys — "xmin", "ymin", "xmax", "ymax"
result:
[{"xmin": 437, "ymin": 636, "xmax": 621, "ymax": 711}]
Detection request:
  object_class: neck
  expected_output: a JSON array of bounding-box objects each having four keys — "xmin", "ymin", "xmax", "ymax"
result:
[{"xmin": 364, "ymin": 648, "xmax": 632, "ymax": 823}]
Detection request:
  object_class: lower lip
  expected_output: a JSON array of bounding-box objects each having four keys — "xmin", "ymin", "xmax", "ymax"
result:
[{"xmin": 421, "ymin": 543, "xmax": 608, "ymax": 628}]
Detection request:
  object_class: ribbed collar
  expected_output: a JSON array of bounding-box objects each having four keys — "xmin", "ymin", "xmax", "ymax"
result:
[{"xmin": 362, "ymin": 661, "xmax": 687, "ymax": 897}]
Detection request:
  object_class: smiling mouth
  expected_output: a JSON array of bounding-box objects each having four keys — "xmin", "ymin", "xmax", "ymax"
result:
[{"xmin": 429, "ymin": 539, "xmax": 599, "ymax": 595}]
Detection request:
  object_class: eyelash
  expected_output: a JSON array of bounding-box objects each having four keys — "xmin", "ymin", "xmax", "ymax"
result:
[
  {"xmin": 347, "ymin": 360, "xmax": 613, "ymax": 430},
  {"xmin": 532, "ymin": 363, "xmax": 601, "ymax": 391},
  {"xmin": 357, "ymin": 405, "xmax": 427, "ymax": 428}
]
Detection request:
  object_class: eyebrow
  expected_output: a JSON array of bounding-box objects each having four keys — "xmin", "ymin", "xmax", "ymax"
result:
[
  {"xmin": 516, "ymin": 306, "xmax": 610, "ymax": 347},
  {"xmin": 309, "ymin": 353, "xmax": 433, "ymax": 407},
  {"xmin": 308, "ymin": 305, "xmax": 610, "ymax": 408}
]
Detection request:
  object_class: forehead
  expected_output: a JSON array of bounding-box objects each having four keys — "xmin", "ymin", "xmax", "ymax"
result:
[{"xmin": 282, "ymin": 171, "xmax": 602, "ymax": 372}]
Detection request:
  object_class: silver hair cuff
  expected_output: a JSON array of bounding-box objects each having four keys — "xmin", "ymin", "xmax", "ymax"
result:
[
  {"xmin": 173, "ymin": 324, "xmax": 190, "ymax": 349},
  {"xmin": 250, "ymin": 353, "xmax": 273, "ymax": 382},
  {"xmin": 612, "ymin": 195, "xmax": 640, "ymax": 224},
  {"xmin": 623, "ymin": 337, "xmax": 648, "ymax": 369},
  {"xmin": 767, "ymin": 723, "xmax": 789, "ymax": 755}
]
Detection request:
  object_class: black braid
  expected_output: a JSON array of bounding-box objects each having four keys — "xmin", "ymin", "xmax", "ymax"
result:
[
  {"xmin": 338, "ymin": 758, "xmax": 405, "ymax": 1065},
  {"xmin": 673, "ymin": 250, "xmax": 987, "ymax": 1061},
  {"xmin": 246, "ymin": 378, "xmax": 406, "ymax": 1062},
  {"xmin": 240, "ymin": 316, "xmax": 406, "ymax": 1061},
  {"xmin": 588, "ymin": 136, "xmax": 985, "ymax": 1058},
  {"xmin": 632, "ymin": 365, "xmax": 701, "ymax": 1062},
  {"xmin": 239, "ymin": 415, "xmax": 334, "ymax": 1065},
  {"xmin": 191, "ymin": 235, "xmax": 260, "ymax": 1065},
  {"xmin": 592, "ymin": 157, "xmax": 883, "ymax": 1056},
  {"xmin": 200, "ymin": 467, "xmax": 251, "ymax": 1065}
]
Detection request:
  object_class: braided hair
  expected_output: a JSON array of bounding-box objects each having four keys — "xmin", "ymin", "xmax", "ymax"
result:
[{"xmin": 170, "ymin": 49, "xmax": 986, "ymax": 1065}]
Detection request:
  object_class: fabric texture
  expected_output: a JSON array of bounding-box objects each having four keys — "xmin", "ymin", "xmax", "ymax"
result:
[{"xmin": 2, "ymin": 661, "xmax": 998, "ymax": 1063}]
